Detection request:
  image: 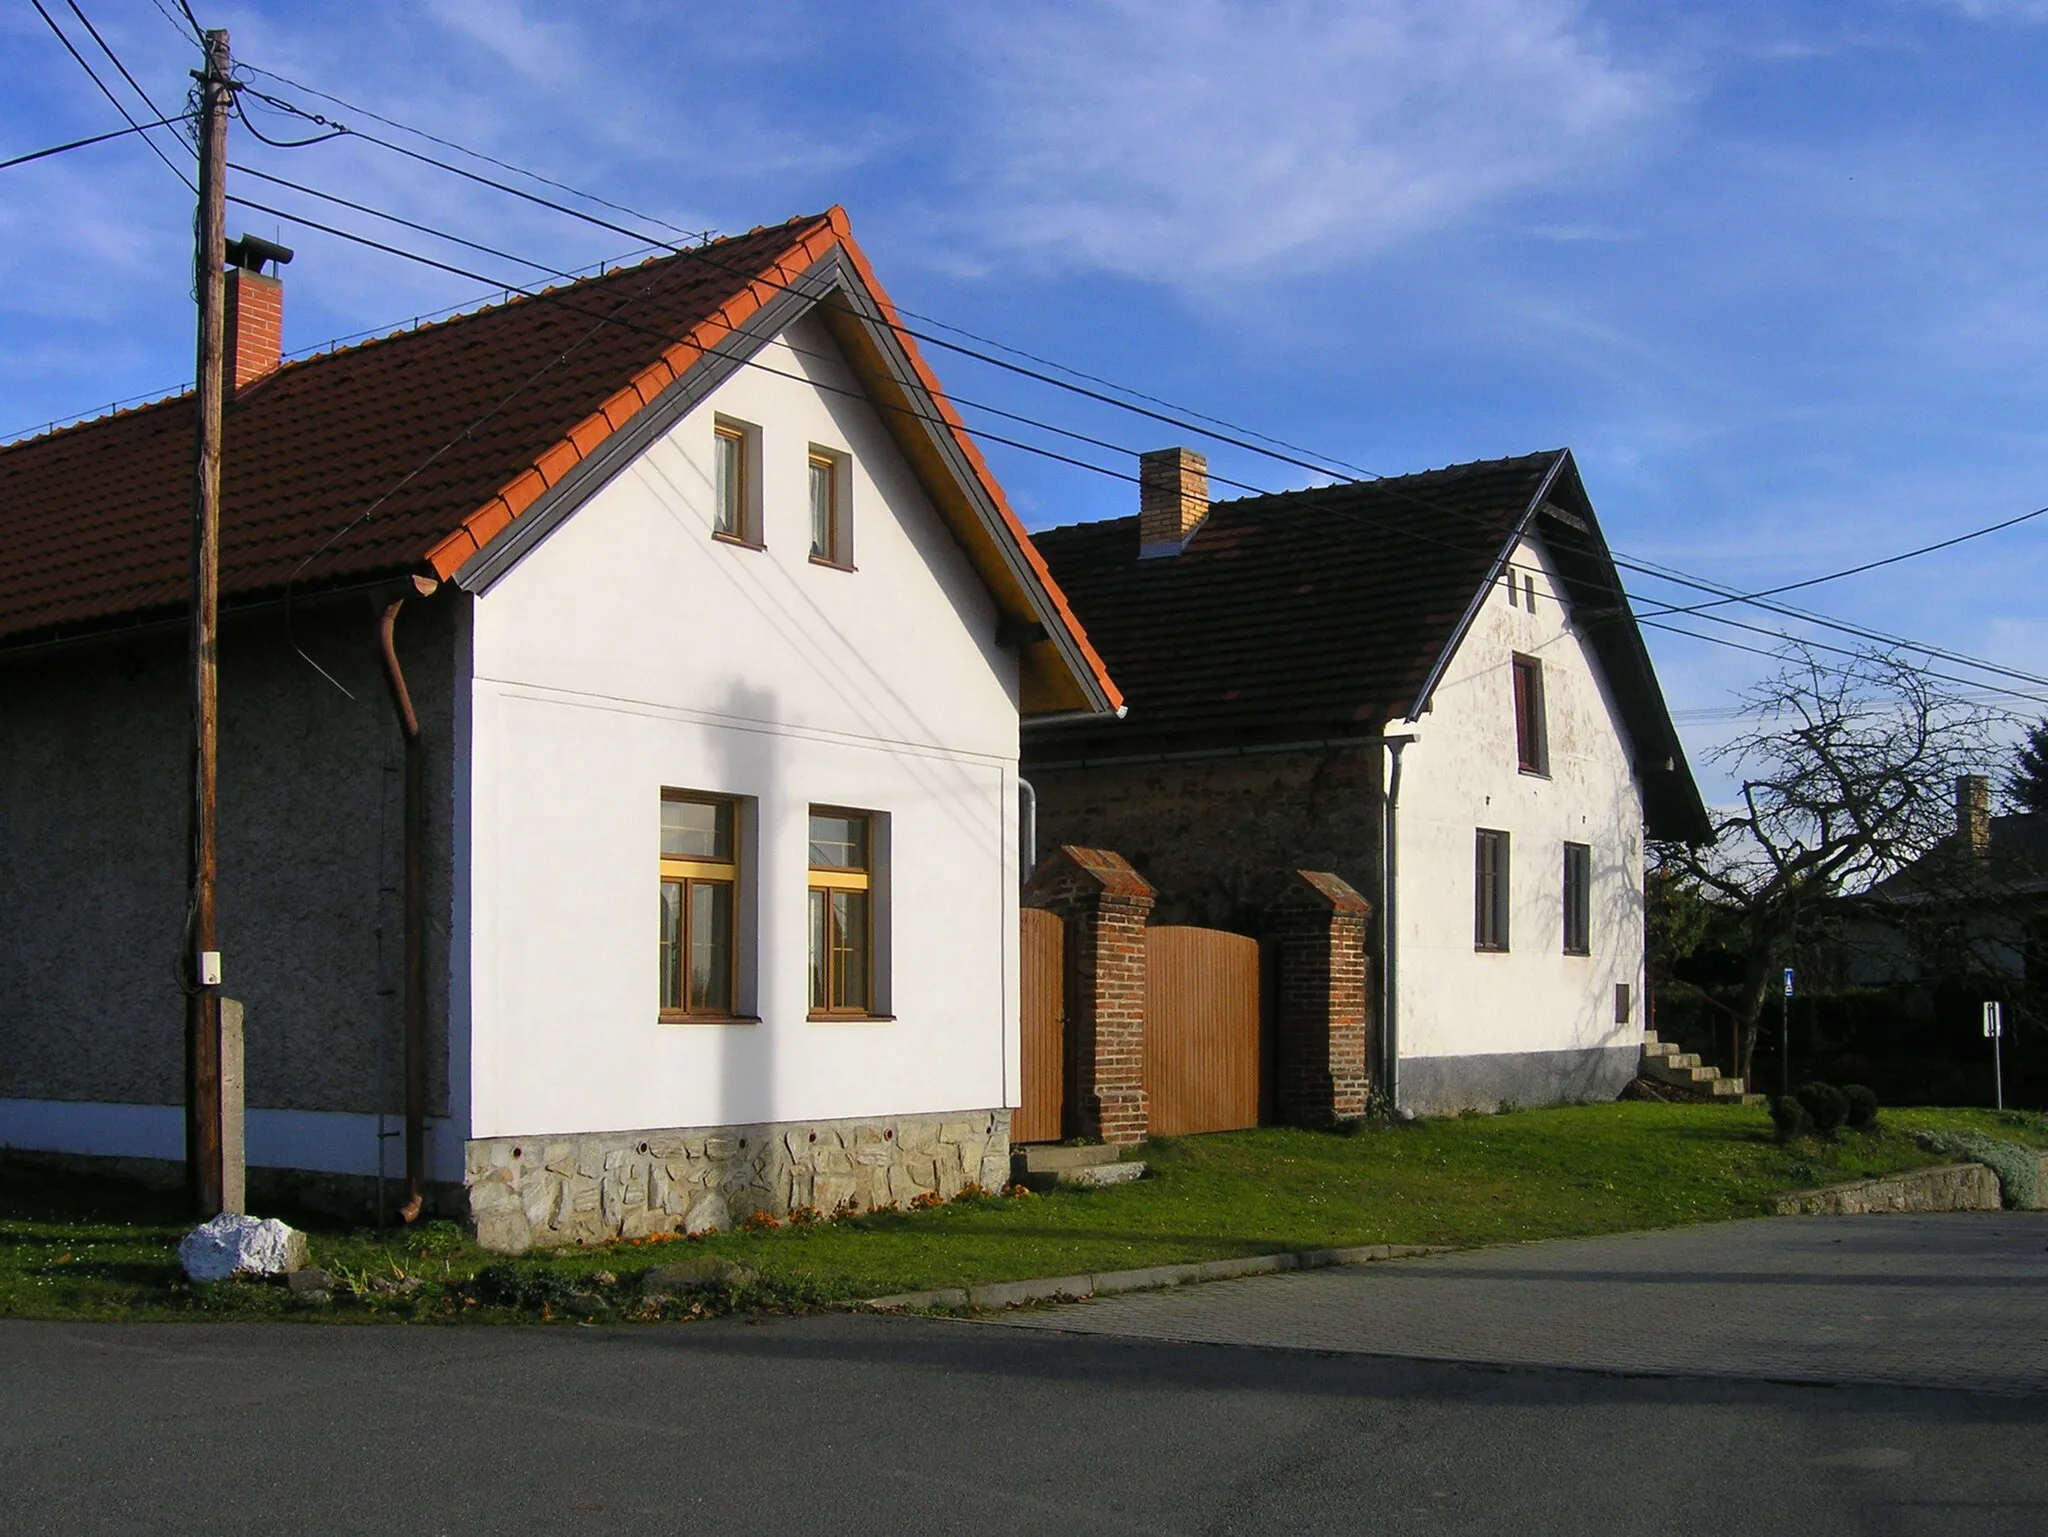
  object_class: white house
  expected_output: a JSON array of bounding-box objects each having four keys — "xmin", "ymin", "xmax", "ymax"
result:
[
  {"xmin": 1025, "ymin": 447, "xmax": 1709, "ymax": 1114},
  {"xmin": 0, "ymin": 208, "xmax": 1120, "ymax": 1249}
]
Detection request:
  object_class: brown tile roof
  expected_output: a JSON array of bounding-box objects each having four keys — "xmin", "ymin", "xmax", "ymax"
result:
[
  {"xmin": 0, "ymin": 207, "xmax": 1118, "ymax": 713},
  {"xmin": 1025, "ymin": 449, "xmax": 1710, "ymax": 841}
]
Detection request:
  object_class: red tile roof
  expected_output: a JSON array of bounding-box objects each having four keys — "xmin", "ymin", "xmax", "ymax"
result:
[{"xmin": 0, "ymin": 207, "xmax": 1119, "ymax": 713}]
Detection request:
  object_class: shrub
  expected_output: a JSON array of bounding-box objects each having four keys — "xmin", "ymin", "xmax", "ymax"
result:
[
  {"xmin": 1795, "ymin": 1082, "xmax": 1849, "ymax": 1135},
  {"xmin": 1918, "ymin": 1130, "xmax": 2040, "ymax": 1210},
  {"xmin": 1770, "ymin": 1096, "xmax": 1813, "ymax": 1141},
  {"xmin": 1841, "ymin": 1084, "xmax": 1879, "ymax": 1132}
]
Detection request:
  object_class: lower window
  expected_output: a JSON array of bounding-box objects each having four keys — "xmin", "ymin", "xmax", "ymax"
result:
[
  {"xmin": 808, "ymin": 807, "xmax": 873, "ymax": 1014},
  {"xmin": 659, "ymin": 792, "xmax": 738, "ymax": 1017},
  {"xmin": 1474, "ymin": 828, "xmax": 1510, "ymax": 951},
  {"xmin": 1562, "ymin": 842, "xmax": 1591, "ymax": 955}
]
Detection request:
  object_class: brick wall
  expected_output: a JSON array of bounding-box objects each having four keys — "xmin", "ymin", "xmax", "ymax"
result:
[
  {"xmin": 1265, "ymin": 871, "xmax": 1371, "ymax": 1124},
  {"xmin": 1023, "ymin": 846, "xmax": 1154, "ymax": 1146},
  {"xmin": 1027, "ymin": 745, "xmax": 1384, "ymax": 931}
]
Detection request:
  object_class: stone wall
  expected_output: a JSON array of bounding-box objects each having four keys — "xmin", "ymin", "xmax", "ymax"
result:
[
  {"xmin": 1026, "ymin": 745, "xmax": 1383, "ymax": 931},
  {"xmin": 466, "ymin": 1108, "xmax": 1012, "ymax": 1253},
  {"xmin": 1776, "ymin": 1162, "xmax": 2003, "ymax": 1216}
]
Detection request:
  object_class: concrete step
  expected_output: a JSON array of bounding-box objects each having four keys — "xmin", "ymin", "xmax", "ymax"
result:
[
  {"xmin": 1014, "ymin": 1143, "xmax": 1124, "ymax": 1174},
  {"xmin": 1703, "ymin": 1076, "xmax": 1749, "ymax": 1097},
  {"xmin": 1661, "ymin": 1051, "xmax": 1702, "ymax": 1071},
  {"xmin": 1641, "ymin": 1039, "xmax": 1680, "ymax": 1061},
  {"xmin": 1645, "ymin": 1059, "xmax": 1724, "ymax": 1087}
]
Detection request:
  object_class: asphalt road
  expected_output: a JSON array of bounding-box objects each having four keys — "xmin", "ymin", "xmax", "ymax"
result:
[{"xmin": 3, "ymin": 1216, "xmax": 2045, "ymax": 1535}]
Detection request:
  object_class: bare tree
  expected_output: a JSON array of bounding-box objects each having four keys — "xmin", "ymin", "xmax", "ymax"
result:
[{"xmin": 1650, "ymin": 645, "xmax": 1998, "ymax": 1084}]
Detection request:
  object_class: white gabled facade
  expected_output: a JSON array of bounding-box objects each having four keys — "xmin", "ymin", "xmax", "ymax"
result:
[
  {"xmin": 459, "ymin": 309, "xmax": 1024, "ymax": 1149},
  {"xmin": 1389, "ymin": 530, "xmax": 1647, "ymax": 1111}
]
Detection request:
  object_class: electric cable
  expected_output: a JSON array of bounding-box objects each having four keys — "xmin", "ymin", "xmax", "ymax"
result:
[
  {"xmin": 27, "ymin": 0, "xmax": 196, "ymax": 191},
  {"xmin": 0, "ymin": 111, "xmax": 195, "ymax": 172}
]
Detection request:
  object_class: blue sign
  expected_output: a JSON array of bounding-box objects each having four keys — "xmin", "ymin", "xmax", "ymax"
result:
[{"xmin": 1783, "ymin": 968, "xmax": 1796, "ymax": 998}]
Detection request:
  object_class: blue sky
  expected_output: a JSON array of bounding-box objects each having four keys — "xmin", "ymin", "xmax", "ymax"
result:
[{"xmin": 4, "ymin": 1, "xmax": 2046, "ymax": 786}]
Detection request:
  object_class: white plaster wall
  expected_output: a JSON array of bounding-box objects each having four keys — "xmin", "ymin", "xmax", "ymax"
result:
[
  {"xmin": 464, "ymin": 311, "xmax": 1022, "ymax": 1141},
  {"xmin": 1390, "ymin": 533, "xmax": 1646, "ymax": 1063}
]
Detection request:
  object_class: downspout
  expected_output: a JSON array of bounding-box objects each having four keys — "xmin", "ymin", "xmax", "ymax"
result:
[
  {"xmin": 377, "ymin": 578, "xmax": 435, "ymax": 1223},
  {"xmin": 1018, "ymin": 777, "xmax": 1037, "ymax": 882},
  {"xmin": 1381, "ymin": 734, "xmax": 1416, "ymax": 1109}
]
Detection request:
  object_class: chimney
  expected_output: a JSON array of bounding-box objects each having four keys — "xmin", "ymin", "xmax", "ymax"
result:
[
  {"xmin": 1957, "ymin": 773, "xmax": 1991, "ymax": 854},
  {"xmin": 1139, "ymin": 447, "xmax": 1209, "ymax": 557},
  {"xmin": 223, "ymin": 233, "xmax": 294, "ymax": 393}
]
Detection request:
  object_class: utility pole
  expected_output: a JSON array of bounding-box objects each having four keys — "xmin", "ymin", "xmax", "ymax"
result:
[{"xmin": 185, "ymin": 26, "xmax": 232, "ymax": 1217}]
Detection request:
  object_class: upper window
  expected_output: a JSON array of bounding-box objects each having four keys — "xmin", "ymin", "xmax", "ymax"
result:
[
  {"xmin": 1475, "ymin": 829, "xmax": 1510, "ymax": 952},
  {"xmin": 1512, "ymin": 653, "xmax": 1548, "ymax": 775},
  {"xmin": 809, "ymin": 808, "xmax": 874, "ymax": 1015},
  {"xmin": 1562, "ymin": 842, "xmax": 1591, "ymax": 956},
  {"xmin": 808, "ymin": 448, "xmax": 849, "ymax": 567},
  {"xmin": 659, "ymin": 793, "xmax": 739, "ymax": 1018},
  {"xmin": 1505, "ymin": 566, "xmax": 1519, "ymax": 608},
  {"xmin": 712, "ymin": 418, "xmax": 759, "ymax": 545}
]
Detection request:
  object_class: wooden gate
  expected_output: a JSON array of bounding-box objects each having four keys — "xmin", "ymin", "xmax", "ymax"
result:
[
  {"xmin": 1145, "ymin": 926, "xmax": 1262, "ymax": 1135},
  {"xmin": 1015, "ymin": 907, "xmax": 1065, "ymax": 1144}
]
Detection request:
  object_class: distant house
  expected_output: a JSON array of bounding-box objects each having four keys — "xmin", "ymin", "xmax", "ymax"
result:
[
  {"xmin": 1843, "ymin": 775, "xmax": 2048, "ymax": 990},
  {"xmin": 1025, "ymin": 448, "xmax": 1708, "ymax": 1114},
  {"xmin": 0, "ymin": 208, "xmax": 1119, "ymax": 1249}
]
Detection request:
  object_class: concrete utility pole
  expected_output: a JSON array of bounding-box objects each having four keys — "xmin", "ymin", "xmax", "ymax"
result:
[{"xmin": 185, "ymin": 26, "xmax": 232, "ymax": 1217}]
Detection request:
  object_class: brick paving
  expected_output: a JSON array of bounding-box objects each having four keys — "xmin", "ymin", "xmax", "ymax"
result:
[{"xmin": 991, "ymin": 1213, "xmax": 2048, "ymax": 1393}]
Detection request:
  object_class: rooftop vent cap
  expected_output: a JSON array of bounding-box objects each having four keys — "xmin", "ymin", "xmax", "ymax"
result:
[{"xmin": 225, "ymin": 233, "xmax": 294, "ymax": 276}]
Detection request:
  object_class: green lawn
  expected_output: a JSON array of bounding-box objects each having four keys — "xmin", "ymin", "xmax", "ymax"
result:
[{"xmin": 3, "ymin": 1101, "xmax": 2042, "ymax": 1324}]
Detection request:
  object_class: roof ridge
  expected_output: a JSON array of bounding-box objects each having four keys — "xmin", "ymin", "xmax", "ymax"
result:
[{"xmin": 0, "ymin": 211, "xmax": 837, "ymax": 456}]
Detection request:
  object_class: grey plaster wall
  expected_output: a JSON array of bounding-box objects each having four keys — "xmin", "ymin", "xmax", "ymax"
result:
[
  {"xmin": 1397, "ymin": 1045, "xmax": 1638, "ymax": 1115},
  {"xmin": 0, "ymin": 593, "xmax": 458, "ymax": 1116},
  {"xmin": 1026, "ymin": 746, "xmax": 1384, "ymax": 929}
]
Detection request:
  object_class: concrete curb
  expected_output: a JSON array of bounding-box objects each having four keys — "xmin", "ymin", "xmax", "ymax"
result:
[{"xmin": 865, "ymin": 1242, "xmax": 1450, "ymax": 1314}]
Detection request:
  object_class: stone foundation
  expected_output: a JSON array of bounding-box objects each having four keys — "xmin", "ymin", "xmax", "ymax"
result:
[
  {"xmin": 1777, "ymin": 1162, "xmax": 2003, "ymax": 1216},
  {"xmin": 465, "ymin": 1108, "xmax": 1013, "ymax": 1253}
]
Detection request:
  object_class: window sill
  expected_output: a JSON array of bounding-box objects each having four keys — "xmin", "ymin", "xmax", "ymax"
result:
[
  {"xmin": 1516, "ymin": 766, "xmax": 1550, "ymax": 779},
  {"xmin": 807, "ymin": 554, "xmax": 856, "ymax": 572},
  {"xmin": 1562, "ymin": 947, "xmax": 1591, "ymax": 958},
  {"xmin": 1474, "ymin": 945, "xmax": 1509, "ymax": 955},
  {"xmin": 658, "ymin": 1012, "xmax": 761, "ymax": 1025},
  {"xmin": 808, "ymin": 1011, "xmax": 895, "ymax": 1023},
  {"xmin": 712, "ymin": 531, "xmax": 764, "ymax": 551}
]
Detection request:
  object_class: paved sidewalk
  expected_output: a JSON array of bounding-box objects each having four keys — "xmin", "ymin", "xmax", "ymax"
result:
[{"xmin": 991, "ymin": 1213, "xmax": 2048, "ymax": 1393}]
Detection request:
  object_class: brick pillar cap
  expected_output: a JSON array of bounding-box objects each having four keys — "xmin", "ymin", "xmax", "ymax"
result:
[
  {"xmin": 1024, "ymin": 844, "xmax": 1155, "ymax": 902},
  {"xmin": 1267, "ymin": 869, "xmax": 1371, "ymax": 917}
]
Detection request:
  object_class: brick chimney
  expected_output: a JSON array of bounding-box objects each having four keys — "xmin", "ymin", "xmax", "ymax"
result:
[
  {"xmin": 223, "ymin": 233, "xmax": 293, "ymax": 393},
  {"xmin": 1139, "ymin": 447, "xmax": 1208, "ymax": 557},
  {"xmin": 1957, "ymin": 773, "xmax": 1991, "ymax": 854}
]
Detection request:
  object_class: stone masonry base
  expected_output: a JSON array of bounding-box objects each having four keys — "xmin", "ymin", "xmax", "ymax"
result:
[{"xmin": 465, "ymin": 1108, "xmax": 1013, "ymax": 1253}]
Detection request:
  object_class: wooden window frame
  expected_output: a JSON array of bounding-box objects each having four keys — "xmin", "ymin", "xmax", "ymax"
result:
[
  {"xmin": 712, "ymin": 419, "xmax": 760, "ymax": 548},
  {"xmin": 1475, "ymin": 828, "xmax": 1510, "ymax": 953},
  {"xmin": 808, "ymin": 806, "xmax": 882, "ymax": 1018},
  {"xmin": 1512, "ymin": 653, "xmax": 1549, "ymax": 776},
  {"xmin": 807, "ymin": 447, "xmax": 852, "ymax": 569},
  {"xmin": 659, "ymin": 791, "xmax": 745, "ymax": 1022},
  {"xmin": 1562, "ymin": 841, "xmax": 1591, "ymax": 956}
]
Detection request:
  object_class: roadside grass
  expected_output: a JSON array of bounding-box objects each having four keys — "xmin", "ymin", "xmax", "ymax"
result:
[{"xmin": 4, "ymin": 1101, "xmax": 2042, "ymax": 1324}]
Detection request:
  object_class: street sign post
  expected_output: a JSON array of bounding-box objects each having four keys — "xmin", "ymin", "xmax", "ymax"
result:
[
  {"xmin": 1780, "ymin": 969, "xmax": 1796, "ymax": 1098},
  {"xmin": 1984, "ymin": 1001, "xmax": 2004, "ymax": 1111}
]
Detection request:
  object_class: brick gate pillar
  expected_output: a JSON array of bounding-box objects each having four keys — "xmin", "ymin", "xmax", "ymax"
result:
[
  {"xmin": 1265, "ymin": 870, "xmax": 1371, "ymax": 1125},
  {"xmin": 1023, "ymin": 846, "xmax": 1155, "ymax": 1147}
]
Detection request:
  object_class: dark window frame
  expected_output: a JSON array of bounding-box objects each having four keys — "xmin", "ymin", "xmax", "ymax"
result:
[
  {"xmin": 1475, "ymin": 828, "xmax": 1510, "ymax": 952},
  {"xmin": 1562, "ymin": 841, "xmax": 1591, "ymax": 956},
  {"xmin": 1512, "ymin": 653, "xmax": 1549, "ymax": 775}
]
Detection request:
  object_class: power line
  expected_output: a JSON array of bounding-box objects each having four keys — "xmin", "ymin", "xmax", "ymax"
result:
[
  {"xmin": 0, "ymin": 111, "xmax": 194, "ymax": 172},
  {"xmin": 1640, "ymin": 618, "xmax": 2048, "ymax": 709},
  {"xmin": 229, "ymin": 70, "xmax": 2048, "ymax": 697},
  {"xmin": 26, "ymin": 0, "xmax": 195, "ymax": 192},
  {"xmin": 1637, "ymin": 502, "xmax": 2048, "ymax": 622},
  {"xmin": 221, "ymin": 168, "xmax": 2048, "ymax": 702}
]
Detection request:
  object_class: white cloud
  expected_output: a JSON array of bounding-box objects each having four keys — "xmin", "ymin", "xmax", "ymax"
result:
[
  {"xmin": 423, "ymin": 0, "xmax": 582, "ymax": 81},
  {"xmin": 1925, "ymin": 1, "xmax": 2048, "ymax": 20},
  {"xmin": 944, "ymin": 0, "xmax": 1677, "ymax": 281}
]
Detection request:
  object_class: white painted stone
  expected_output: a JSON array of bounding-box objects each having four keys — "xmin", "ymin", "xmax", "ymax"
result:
[{"xmin": 178, "ymin": 1213, "xmax": 309, "ymax": 1282}]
